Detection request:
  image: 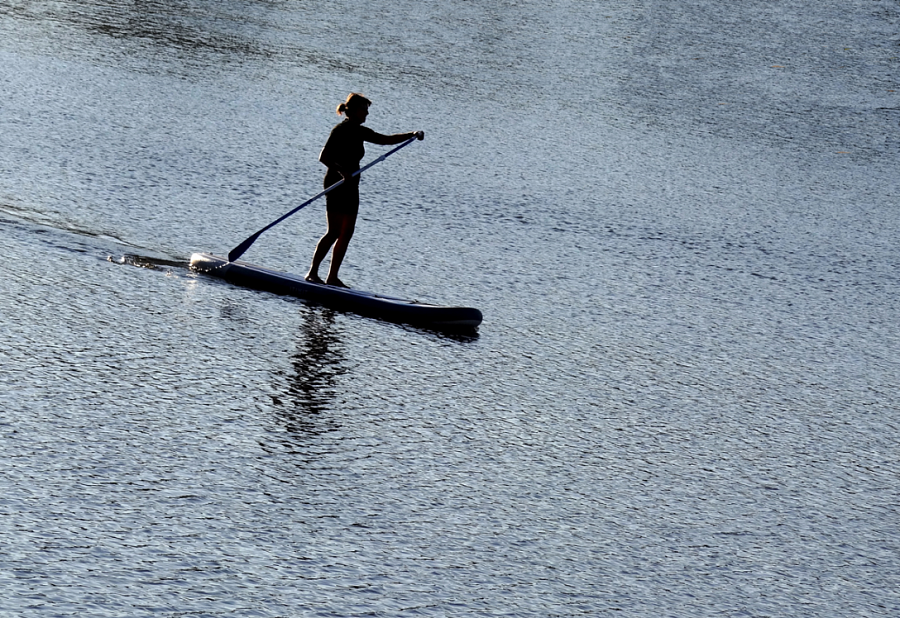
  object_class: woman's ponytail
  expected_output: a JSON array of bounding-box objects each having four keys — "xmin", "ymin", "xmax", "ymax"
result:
[{"xmin": 337, "ymin": 93, "xmax": 371, "ymax": 116}]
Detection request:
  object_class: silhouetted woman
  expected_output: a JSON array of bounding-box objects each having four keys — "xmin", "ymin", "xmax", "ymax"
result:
[{"xmin": 306, "ymin": 93, "xmax": 423, "ymax": 287}]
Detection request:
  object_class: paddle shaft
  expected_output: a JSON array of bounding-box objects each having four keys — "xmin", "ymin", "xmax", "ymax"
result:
[{"xmin": 228, "ymin": 135, "xmax": 418, "ymax": 262}]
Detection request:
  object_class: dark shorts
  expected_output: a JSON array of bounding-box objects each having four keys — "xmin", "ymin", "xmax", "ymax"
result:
[{"xmin": 325, "ymin": 174, "xmax": 360, "ymax": 216}]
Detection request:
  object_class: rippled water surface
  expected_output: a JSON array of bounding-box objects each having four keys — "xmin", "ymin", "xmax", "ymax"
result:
[{"xmin": 2, "ymin": 1, "xmax": 899, "ymax": 616}]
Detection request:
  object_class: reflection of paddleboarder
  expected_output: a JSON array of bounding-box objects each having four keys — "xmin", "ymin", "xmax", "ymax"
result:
[{"xmin": 305, "ymin": 93, "xmax": 424, "ymax": 288}]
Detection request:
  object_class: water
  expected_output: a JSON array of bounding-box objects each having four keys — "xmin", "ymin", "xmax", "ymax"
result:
[{"xmin": 1, "ymin": 1, "xmax": 899, "ymax": 616}]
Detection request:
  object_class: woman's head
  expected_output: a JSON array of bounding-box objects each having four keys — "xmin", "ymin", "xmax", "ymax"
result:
[{"xmin": 337, "ymin": 93, "xmax": 372, "ymax": 117}]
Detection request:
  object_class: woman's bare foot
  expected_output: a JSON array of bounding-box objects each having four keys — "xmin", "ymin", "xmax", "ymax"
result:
[
  {"xmin": 305, "ymin": 272, "xmax": 324, "ymax": 284},
  {"xmin": 326, "ymin": 277, "xmax": 349, "ymax": 288}
]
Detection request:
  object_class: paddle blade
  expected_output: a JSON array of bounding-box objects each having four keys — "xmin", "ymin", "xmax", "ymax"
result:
[{"xmin": 227, "ymin": 232, "xmax": 261, "ymax": 263}]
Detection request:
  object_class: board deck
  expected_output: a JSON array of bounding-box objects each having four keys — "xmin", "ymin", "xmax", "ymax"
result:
[{"xmin": 190, "ymin": 253, "xmax": 482, "ymax": 329}]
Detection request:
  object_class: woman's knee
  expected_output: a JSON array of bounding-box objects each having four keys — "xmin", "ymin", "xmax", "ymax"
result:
[{"xmin": 318, "ymin": 229, "xmax": 339, "ymax": 245}]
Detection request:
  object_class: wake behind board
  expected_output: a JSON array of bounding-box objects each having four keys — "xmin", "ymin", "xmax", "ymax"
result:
[{"xmin": 190, "ymin": 253, "xmax": 482, "ymax": 330}]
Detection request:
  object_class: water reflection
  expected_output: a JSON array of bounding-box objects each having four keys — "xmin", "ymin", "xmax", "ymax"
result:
[
  {"xmin": 273, "ymin": 308, "xmax": 346, "ymax": 436},
  {"xmin": 218, "ymin": 298, "xmax": 246, "ymax": 323},
  {"xmin": 407, "ymin": 323, "xmax": 481, "ymax": 343}
]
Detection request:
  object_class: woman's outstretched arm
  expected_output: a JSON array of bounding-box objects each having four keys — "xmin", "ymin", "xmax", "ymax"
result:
[{"xmin": 367, "ymin": 130, "xmax": 424, "ymax": 145}]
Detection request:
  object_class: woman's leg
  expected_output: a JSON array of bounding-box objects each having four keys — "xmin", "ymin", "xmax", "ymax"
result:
[
  {"xmin": 325, "ymin": 212, "xmax": 357, "ymax": 287},
  {"xmin": 306, "ymin": 210, "xmax": 343, "ymax": 282}
]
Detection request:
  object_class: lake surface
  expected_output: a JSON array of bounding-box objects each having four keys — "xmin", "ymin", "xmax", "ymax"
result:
[{"xmin": 1, "ymin": 1, "xmax": 899, "ymax": 616}]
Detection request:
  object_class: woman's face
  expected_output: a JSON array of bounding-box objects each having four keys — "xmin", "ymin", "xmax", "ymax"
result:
[{"xmin": 347, "ymin": 105, "xmax": 369, "ymax": 123}]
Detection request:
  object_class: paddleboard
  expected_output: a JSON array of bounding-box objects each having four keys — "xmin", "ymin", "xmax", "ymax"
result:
[{"xmin": 190, "ymin": 253, "xmax": 482, "ymax": 329}]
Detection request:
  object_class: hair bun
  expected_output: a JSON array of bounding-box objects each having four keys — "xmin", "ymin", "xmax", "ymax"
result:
[{"xmin": 336, "ymin": 93, "xmax": 372, "ymax": 116}]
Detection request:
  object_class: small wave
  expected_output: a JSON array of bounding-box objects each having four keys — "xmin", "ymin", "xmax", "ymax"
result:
[{"xmin": 107, "ymin": 253, "xmax": 189, "ymax": 270}]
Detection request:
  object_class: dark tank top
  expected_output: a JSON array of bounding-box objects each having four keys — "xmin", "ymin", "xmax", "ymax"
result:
[{"xmin": 320, "ymin": 119, "xmax": 379, "ymax": 187}]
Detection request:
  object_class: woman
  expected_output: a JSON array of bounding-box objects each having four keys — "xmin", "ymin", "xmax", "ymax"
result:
[{"xmin": 306, "ymin": 93, "xmax": 423, "ymax": 288}]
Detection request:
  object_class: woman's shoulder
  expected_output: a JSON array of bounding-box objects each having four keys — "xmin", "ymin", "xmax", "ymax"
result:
[
  {"xmin": 329, "ymin": 118, "xmax": 352, "ymax": 134},
  {"xmin": 329, "ymin": 119, "xmax": 371, "ymax": 135},
  {"xmin": 330, "ymin": 121, "xmax": 379, "ymax": 143}
]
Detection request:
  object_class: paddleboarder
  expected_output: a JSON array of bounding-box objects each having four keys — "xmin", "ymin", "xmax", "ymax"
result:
[{"xmin": 305, "ymin": 93, "xmax": 424, "ymax": 288}]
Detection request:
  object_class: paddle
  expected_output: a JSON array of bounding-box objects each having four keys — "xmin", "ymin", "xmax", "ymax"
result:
[{"xmin": 227, "ymin": 135, "xmax": 419, "ymax": 263}]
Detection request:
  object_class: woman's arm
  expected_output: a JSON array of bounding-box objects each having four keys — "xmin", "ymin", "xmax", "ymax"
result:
[
  {"xmin": 367, "ymin": 130, "xmax": 424, "ymax": 145},
  {"xmin": 318, "ymin": 150, "xmax": 348, "ymax": 176}
]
